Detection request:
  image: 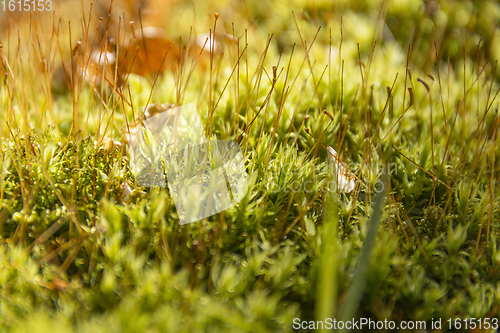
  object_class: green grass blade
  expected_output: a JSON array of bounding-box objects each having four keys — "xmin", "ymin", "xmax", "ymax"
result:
[
  {"xmin": 316, "ymin": 189, "xmax": 339, "ymax": 331},
  {"xmin": 338, "ymin": 175, "xmax": 387, "ymax": 332}
]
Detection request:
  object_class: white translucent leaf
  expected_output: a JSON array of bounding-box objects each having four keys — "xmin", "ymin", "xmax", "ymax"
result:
[{"xmin": 327, "ymin": 146, "xmax": 356, "ymax": 193}]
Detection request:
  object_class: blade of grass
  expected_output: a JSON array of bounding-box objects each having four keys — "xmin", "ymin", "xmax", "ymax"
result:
[
  {"xmin": 315, "ymin": 187, "xmax": 339, "ymax": 331},
  {"xmin": 337, "ymin": 173, "xmax": 386, "ymax": 332}
]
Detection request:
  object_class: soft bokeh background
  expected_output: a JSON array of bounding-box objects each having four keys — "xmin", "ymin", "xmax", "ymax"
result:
[{"xmin": 2, "ymin": 0, "xmax": 499, "ymax": 64}]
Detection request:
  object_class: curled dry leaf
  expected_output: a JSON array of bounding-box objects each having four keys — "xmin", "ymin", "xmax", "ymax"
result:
[
  {"xmin": 75, "ymin": 48, "xmax": 123, "ymax": 88},
  {"xmin": 327, "ymin": 146, "xmax": 356, "ymax": 193},
  {"xmin": 142, "ymin": 103, "xmax": 176, "ymax": 120},
  {"xmin": 94, "ymin": 137, "xmax": 122, "ymax": 152},
  {"xmin": 118, "ymin": 27, "xmax": 179, "ymax": 76},
  {"xmin": 121, "ymin": 103, "xmax": 178, "ymax": 144}
]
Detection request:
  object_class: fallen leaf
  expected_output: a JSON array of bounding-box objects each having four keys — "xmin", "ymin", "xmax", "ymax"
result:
[
  {"xmin": 118, "ymin": 27, "xmax": 179, "ymax": 76},
  {"xmin": 75, "ymin": 49, "xmax": 122, "ymax": 88},
  {"xmin": 327, "ymin": 146, "xmax": 356, "ymax": 193}
]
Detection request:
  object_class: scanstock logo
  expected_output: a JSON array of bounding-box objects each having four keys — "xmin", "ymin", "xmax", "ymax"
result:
[{"xmin": 123, "ymin": 103, "xmax": 248, "ymax": 224}]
